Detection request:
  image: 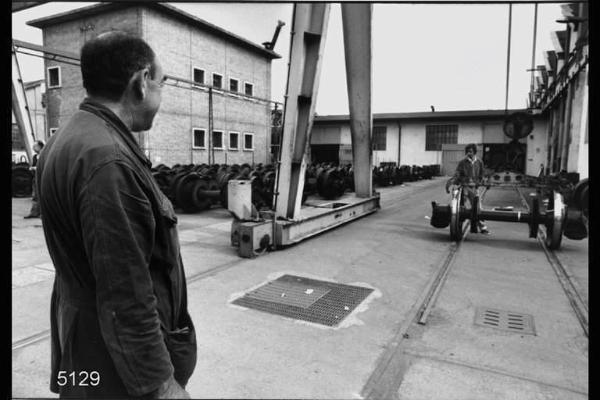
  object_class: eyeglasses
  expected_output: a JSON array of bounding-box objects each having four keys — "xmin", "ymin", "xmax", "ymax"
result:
[{"xmin": 149, "ymin": 75, "xmax": 167, "ymax": 88}]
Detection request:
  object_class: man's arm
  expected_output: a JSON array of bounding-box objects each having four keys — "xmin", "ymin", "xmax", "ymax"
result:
[
  {"xmin": 446, "ymin": 160, "xmax": 464, "ymax": 193},
  {"xmin": 78, "ymin": 160, "xmax": 186, "ymax": 397}
]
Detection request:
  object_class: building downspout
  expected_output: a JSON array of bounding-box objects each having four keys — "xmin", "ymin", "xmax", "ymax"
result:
[{"xmin": 397, "ymin": 120, "xmax": 402, "ymax": 166}]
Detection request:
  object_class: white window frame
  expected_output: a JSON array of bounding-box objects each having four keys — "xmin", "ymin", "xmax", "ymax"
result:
[
  {"xmin": 192, "ymin": 127, "xmax": 206, "ymax": 149},
  {"xmin": 244, "ymin": 81, "xmax": 254, "ymax": 97},
  {"xmin": 229, "ymin": 77, "xmax": 239, "ymax": 93},
  {"xmin": 228, "ymin": 131, "xmax": 240, "ymax": 150},
  {"xmin": 212, "ymin": 130, "xmax": 224, "ymax": 150},
  {"xmin": 192, "ymin": 66, "xmax": 205, "ymax": 86},
  {"xmin": 49, "ymin": 128, "xmax": 58, "ymax": 136},
  {"xmin": 47, "ymin": 66, "xmax": 61, "ymax": 88},
  {"xmin": 212, "ymin": 73, "xmax": 223, "ymax": 89},
  {"xmin": 243, "ymin": 132, "xmax": 254, "ymax": 151}
]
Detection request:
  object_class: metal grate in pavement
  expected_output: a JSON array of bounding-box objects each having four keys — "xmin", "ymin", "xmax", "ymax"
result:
[
  {"xmin": 474, "ymin": 307, "xmax": 536, "ymax": 335},
  {"xmin": 232, "ymin": 274, "xmax": 374, "ymax": 327}
]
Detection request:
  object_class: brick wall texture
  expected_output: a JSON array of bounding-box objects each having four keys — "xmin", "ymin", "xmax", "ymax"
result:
[{"xmin": 43, "ymin": 5, "xmax": 274, "ymax": 166}]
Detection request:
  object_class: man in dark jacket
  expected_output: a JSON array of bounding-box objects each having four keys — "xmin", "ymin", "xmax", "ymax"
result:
[
  {"xmin": 37, "ymin": 31, "xmax": 196, "ymax": 398},
  {"xmin": 445, "ymin": 143, "xmax": 489, "ymax": 234},
  {"xmin": 24, "ymin": 140, "xmax": 45, "ymax": 218}
]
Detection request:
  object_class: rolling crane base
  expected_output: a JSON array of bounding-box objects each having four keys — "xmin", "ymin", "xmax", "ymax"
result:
[{"xmin": 231, "ymin": 193, "xmax": 380, "ymax": 258}]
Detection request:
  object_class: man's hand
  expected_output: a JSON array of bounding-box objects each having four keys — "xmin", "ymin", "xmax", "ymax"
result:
[
  {"xmin": 154, "ymin": 375, "xmax": 190, "ymax": 399},
  {"xmin": 445, "ymin": 180, "xmax": 453, "ymax": 194}
]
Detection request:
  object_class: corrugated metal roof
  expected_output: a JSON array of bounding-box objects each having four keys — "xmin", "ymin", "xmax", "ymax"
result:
[
  {"xmin": 314, "ymin": 109, "xmax": 541, "ymax": 124},
  {"xmin": 26, "ymin": 2, "xmax": 281, "ymax": 60}
]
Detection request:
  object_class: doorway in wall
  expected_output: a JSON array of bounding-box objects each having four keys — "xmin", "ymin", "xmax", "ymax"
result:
[{"xmin": 311, "ymin": 144, "xmax": 340, "ymax": 164}]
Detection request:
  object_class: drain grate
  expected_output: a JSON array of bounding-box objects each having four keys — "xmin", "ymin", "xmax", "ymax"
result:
[
  {"xmin": 474, "ymin": 307, "xmax": 536, "ymax": 335},
  {"xmin": 232, "ymin": 274, "xmax": 374, "ymax": 327}
]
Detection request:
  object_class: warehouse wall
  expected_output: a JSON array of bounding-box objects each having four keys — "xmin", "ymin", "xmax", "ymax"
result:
[{"xmin": 312, "ymin": 115, "xmax": 548, "ymax": 174}]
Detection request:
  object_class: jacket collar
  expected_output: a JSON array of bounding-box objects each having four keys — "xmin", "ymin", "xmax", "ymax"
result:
[
  {"xmin": 466, "ymin": 155, "xmax": 478, "ymax": 164},
  {"xmin": 79, "ymin": 98, "xmax": 152, "ymax": 168}
]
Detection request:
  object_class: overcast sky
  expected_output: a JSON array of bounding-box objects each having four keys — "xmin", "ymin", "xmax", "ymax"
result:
[{"xmin": 12, "ymin": 2, "xmax": 565, "ymax": 115}]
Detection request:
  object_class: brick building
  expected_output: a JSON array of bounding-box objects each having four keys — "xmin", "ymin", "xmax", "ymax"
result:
[{"xmin": 27, "ymin": 3, "xmax": 281, "ymax": 166}]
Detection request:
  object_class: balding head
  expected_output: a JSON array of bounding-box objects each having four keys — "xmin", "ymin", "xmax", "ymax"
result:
[{"xmin": 80, "ymin": 31, "xmax": 157, "ymax": 101}]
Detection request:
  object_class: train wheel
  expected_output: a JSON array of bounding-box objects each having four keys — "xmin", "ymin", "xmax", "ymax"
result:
[
  {"xmin": 545, "ymin": 191, "xmax": 565, "ymax": 250},
  {"xmin": 449, "ymin": 188, "xmax": 463, "ymax": 241}
]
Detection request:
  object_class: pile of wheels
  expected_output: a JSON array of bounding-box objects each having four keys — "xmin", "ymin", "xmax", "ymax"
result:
[
  {"xmin": 151, "ymin": 163, "xmax": 276, "ymax": 213},
  {"xmin": 12, "ymin": 162, "xmax": 33, "ymax": 198},
  {"xmin": 372, "ymin": 164, "xmax": 441, "ymax": 187},
  {"xmin": 150, "ymin": 162, "xmax": 442, "ymax": 213}
]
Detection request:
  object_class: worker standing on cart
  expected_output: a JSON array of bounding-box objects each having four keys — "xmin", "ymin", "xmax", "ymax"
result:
[{"xmin": 445, "ymin": 143, "xmax": 490, "ymax": 234}]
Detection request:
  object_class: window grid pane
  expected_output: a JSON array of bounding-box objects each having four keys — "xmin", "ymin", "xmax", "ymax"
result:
[
  {"xmin": 230, "ymin": 79, "xmax": 238, "ymax": 92},
  {"xmin": 229, "ymin": 133, "xmax": 238, "ymax": 149},
  {"xmin": 372, "ymin": 126, "xmax": 387, "ymax": 151},
  {"xmin": 193, "ymin": 69, "xmax": 204, "ymax": 84},
  {"xmin": 49, "ymin": 68, "xmax": 60, "ymax": 87},
  {"xmin": 244, "ymin": 134, "xmax": 253, "ymax": 149},
  {"xmin": 213, "ymin": 131, "xmax": 223, "ymax": 148},
  {"xmin": 425, "ymin": 125, "xmax": 458, "ymax": 151},
  {"xmin": 213, "ymin": 74, "xmax": 222, "ymax": 89},
  {"xmin": 194, "ymin": 130, "xmax": 205, "ymax": 148}
]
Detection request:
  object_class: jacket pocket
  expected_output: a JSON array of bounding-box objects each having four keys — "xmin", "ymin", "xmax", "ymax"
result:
[
  {"xmin": 162, "ymin": 312, "xmax": 197, "ymax": 388},
  {"xmin": 159, "ymin": 193, "xmax": 178, "ymax": 226}
]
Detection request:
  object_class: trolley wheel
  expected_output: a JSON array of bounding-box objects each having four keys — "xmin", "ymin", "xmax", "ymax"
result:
[
  {"xmin": 545, "ymin": 191, "xmax": 566, "ymax": 250},
  {"xmin": 449, "ymin": 188, "xmax": 463, "ymax": 241}
]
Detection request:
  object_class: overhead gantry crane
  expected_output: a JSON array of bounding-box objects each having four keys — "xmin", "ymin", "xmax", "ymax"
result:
[{"xmin": 230, "ymin": 3, "xmax": 380, "ymax": 257}]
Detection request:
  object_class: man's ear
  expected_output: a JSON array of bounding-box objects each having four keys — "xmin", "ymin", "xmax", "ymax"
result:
[{"xmin": 130, "ymin": 68, "xmax": 149, "ymax": 101}]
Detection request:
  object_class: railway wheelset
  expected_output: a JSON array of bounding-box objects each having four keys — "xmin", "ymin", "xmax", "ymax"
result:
[
  {"xmin": 430, "ymin": 175, "xmax": 589, "ymax": 250},
  {"xmin": 151, "ymin": 162, "xmax": 442, "ymax": 213}
]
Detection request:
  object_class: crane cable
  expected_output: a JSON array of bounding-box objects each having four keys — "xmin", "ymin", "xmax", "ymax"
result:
[
  {"xmin": 504, "ymin": 3, "xmax": 512, "ymax": 113},
  {"xmin": 530, "ymin": 3, "xmax": 539, "ymax": 108}
]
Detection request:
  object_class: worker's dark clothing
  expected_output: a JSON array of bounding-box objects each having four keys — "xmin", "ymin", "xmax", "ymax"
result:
[
  {"xmin": 447, "ymin": 155, "xmax": 488, "ymax": 232},
  {"xmin": 25, "ymin": 153, "xmax": 41, "ymax": 218},
  {"xmin": 449, "ymin": 156, "xmax": 485, "ymax": 187},
  {"xmin": 37, "ymin": 99, "xmax": 197, "ymax": 398}
]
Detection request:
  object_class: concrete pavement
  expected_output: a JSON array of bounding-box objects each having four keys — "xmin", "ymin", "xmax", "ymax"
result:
[{"xmin": 11, "ymin": 177, "xmax": 588, "ymax": 399}]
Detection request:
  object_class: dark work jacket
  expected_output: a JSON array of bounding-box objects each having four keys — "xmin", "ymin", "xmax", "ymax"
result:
[
  {"xmin": 37, "ymin": 99, "xmax": 196, "ymax": 398},
  {"xmin": 449, "ymin": 156, "xmax": 485, "ymax": 186}
]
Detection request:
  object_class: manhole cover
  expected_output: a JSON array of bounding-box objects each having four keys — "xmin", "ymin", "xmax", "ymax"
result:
[
  {"xmin": 474, "ymin": 307, "xmax": 536, "ymax": 335},
  {"xmin": 232, "ymin": 274, "xmax": 374, "ymax": 327}
]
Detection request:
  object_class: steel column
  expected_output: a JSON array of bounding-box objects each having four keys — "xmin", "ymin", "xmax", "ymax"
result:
[
  {"xmin": 11, "ymin": 44, "xmax": 36, "ymax": 163},
  {"xmin": 275, "ymin": 3, "xmax": 330, "ymax": 219},
  {"xmin": 341, "ymin": 3, "xmax": 373, "ymax": 197}
]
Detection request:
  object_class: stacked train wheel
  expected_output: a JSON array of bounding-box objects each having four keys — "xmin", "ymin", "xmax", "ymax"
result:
[{"xmin": 149, "ymin": 161, "xmax": 441, "ymax": 213}]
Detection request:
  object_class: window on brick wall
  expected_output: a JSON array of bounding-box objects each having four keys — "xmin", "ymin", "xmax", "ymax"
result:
[
  {"xmin": 212, "ymin": 130, "xmax": 223, "ymax": 149},
  {"xmin": 243, "ymin": 133, "xmax": 254, "ymax": 150},
  {"xmin": 47, "ymin": 66, "xmax": 61, "ymax": 88},
  {"xmin": 244, "ymin": 82, "xmax": 254, "ymax": 96},
  {"xmin": 212, "ymin": 73, "xmax": 223, "ymax": 89},
  {"xmin": 372, "ymin": 126, "xmax": 387, "ymax": 150},
  {"xmin": 192, "ymin": 128, "xmax": 206, "ymax": 148},
  {"xmin": 229, "ymin": 132, "xmax": 239, "ymax": 150},
  {"xmin": 229, "ymin": 78, "xmax": 239, "ymax": 92},
  {"xmin": 193, "ymin": 67, "xmax": 204, "ymax": 85},
  {"xmin": 425, "ymin": 124, "xmax": 458, "ymax": 151}
]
